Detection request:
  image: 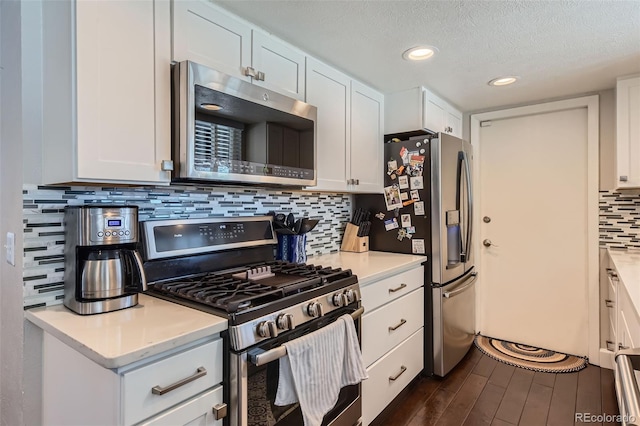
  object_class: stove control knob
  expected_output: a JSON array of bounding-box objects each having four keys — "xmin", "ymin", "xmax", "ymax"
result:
[
  {"xmin": 345, "ymin": 289, "xmax": 358, "ymax": 303},
  {"xmin": 306, "ymin": 301, "xmax": 324, "ymax": 318},
  {"xmin": 277, "ymin": 313, "xmax": 295, "ymax": 331},
  {"xmin": 332, "ymin": 293, "xmax": 349, "ymax": 307},
  {"xmin": 257, "ymin": 321, "xmax": 278, "ymax": 338}
]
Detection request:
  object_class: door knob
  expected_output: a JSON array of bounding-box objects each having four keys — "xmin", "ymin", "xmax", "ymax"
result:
[
  {"xmin": 483, "ymin": 239, "xmax": 497, "ymax": 247},
  {"xmin": 483, "ymin": 216, "xmax": 491, "ymax": 223}
]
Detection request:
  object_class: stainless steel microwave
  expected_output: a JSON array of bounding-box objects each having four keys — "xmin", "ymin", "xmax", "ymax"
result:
[{"xmin": 172, "ymin": 61, "xmax": 317, "ymax": 187}]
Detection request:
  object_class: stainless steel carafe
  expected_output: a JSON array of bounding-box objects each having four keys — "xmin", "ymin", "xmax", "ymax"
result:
[{"xmin": 64, "ymin": 206, "xmax": 147, "ymax": 315}]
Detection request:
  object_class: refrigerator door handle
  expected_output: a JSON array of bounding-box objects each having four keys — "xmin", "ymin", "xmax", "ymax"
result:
[
  {"xmin": 442, "ymin": 272, "xmax": 477, "ymax": 298},
  {"xmin": 462, "ymin": 150, "xmax": 473, "ymax": 263}
]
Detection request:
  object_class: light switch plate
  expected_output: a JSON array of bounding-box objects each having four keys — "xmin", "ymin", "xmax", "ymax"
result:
[{"xmin": 6, "ymin": 232, "xmax": 15, "ymax": 266}]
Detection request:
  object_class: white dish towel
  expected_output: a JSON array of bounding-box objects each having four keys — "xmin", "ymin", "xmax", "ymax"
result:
[{"xmin": 275, "ymin": 314, "xmax": 368, "ymax": 426}]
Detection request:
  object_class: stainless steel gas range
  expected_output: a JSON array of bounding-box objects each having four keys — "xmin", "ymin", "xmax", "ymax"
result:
[{"xmin": 140, "ymin": 216, "xmax": 363, "ymax": 426}]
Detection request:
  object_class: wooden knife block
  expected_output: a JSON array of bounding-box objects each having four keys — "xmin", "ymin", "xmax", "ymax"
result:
[{"xmin": 341, "ymin": 223, "xmax": 369, "ymax": 253}]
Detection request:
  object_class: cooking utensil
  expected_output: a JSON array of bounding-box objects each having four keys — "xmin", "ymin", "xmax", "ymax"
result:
[
  {"xmin": 286, "ymin": 213, "xmax": 295, "ymax": 230},
  {"xmin": 293, "ymin": 219, "xmax": 303, "ymax": 234},
  {"xmin": 298, "ymin": 218, "xmax": 319, "ymax": 234}
]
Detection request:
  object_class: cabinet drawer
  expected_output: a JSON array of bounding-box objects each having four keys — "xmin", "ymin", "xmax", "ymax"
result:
[
  {"xmin": 140, "ymin": 385, "xmax": 224, "ymax": 426},
  {"xmin": 360, "ymin": 267, "xmax": 423, "ymax": 312},
  {"xmin": 362, "ymin": 287, "xmax": 424, "ymax": 367},
  {"xmin": 123, "ymin": 339, "xmax": 223, "ymax": 425},
  {"xmin": 362, "ymin": 328, "xmax": 424, "ymax": 426}
]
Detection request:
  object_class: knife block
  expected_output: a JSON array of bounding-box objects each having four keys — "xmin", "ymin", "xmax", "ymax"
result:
[{"xmin": 340, "ymin": 223, "xmax": 369, "ymax": 253}]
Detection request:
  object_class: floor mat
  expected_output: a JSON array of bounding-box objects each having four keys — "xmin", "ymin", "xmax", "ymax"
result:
[{"xmin": 474, "ymin": 335, "xmax": 587, "ymax": 373}]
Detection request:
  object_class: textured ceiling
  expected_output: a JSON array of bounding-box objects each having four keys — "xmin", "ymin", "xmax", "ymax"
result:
[{"xmin": 215, "ymin": 0, "xmax": 640, "ymax": 112}]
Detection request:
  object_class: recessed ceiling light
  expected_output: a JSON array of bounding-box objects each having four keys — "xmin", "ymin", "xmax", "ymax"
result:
[
  {"xmin": 200, "ymin": 103, "xmax": 223, "ymax": 111},
  {"xmin": 488, "ymin": 76, "xmax": 519, "ymax": 86},
  {"xmin": 402, "ymin": 46, "xmax": 438, "ymax": 61}
]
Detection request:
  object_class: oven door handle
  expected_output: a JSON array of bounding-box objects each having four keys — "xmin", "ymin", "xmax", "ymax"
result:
[{"xmin": 248, "ymin": 307, "xmax": 365, "ymax": 367}]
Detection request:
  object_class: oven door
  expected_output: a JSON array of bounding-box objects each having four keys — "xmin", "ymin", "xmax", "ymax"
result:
[{"xmin": 230, "ymin": 305, "xmax": 363, "ymax": 426}]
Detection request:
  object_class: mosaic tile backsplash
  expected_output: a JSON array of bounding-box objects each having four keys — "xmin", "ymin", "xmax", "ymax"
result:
[
  {"xmin": 22, "ymin": 184, "xmax": 351, "ymax": 309},
  {"xmin": 599, "ymin": 190, "xmax": 640, "ymax": 249}
]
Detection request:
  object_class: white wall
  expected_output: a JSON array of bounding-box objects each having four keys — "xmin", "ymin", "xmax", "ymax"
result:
[{"xmin": 0, "ymin": 1, "xmax": 26, "ymax": 425}]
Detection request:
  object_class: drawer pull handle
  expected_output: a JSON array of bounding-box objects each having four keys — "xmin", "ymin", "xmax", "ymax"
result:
[
  {"xmin": 389, "ymin": 365, "xmax": 407, "ymax": 381},
  {"xmin": 605, "ymin": 299, "xmax": 615, "ymax": 308},
  {"xmin": 388, "ymin": 319, "xmax": 407, "ymax": 331},
  {"xmin": 151, "ymin": 367, "xmax": 207, "ymax": 395},
  {"xmin": 389, "ymin": 283, "xmax": 407, "ymax": 293}
]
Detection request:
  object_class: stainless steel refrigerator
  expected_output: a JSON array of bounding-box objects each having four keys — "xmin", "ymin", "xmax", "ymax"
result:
[{"xmin": 355, "ymin": 131, "xmax": 477, "ymax": 377}]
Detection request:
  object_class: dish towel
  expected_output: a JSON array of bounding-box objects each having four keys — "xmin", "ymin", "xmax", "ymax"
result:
[{"xmin": 275, "ymin": 314, "xmax": 368, "ymax": 426}]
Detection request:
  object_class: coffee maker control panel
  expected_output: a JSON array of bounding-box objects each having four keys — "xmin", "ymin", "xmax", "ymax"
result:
[
  {"xmin": 90, "ymin": 212, "xmax": 137, "ymax": 244},
  {"xmin": 94, "ymin": 217, "xmax": 133, "ymax": 240},
  {"xmin": 64, "ymin": 206, "xmax": 139, "ymax": 246}
]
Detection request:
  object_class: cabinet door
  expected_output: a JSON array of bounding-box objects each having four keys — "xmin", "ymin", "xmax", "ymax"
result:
[
  {"xmin": 423, "ymin": 89, "xmax": 447, "ymax": 134},
  {"xmin": 75, "ymin": 0, "xmax": 171, "ymax": 184},
  {"xmin": 305, "ymin": 58, "xmax": 350, "ymax": 192},
  {"xmin": 447, "ymin": 109, "xmax": 463, "ymax": 138},
  {"xmin": 252, "ymin": 30, "xmax": 305, "ymax": 100},
  {"xmin": 172, "ymin": 0, "xmax": 251, "ymax": 81},
  {"xmin": 140, "ymin": 385, "xmax": 223, "ymax": 426},
  {"xmin": 350, "ymin": 81, "xmax": 384, "ymax": 193},
  {"xmin": 616, "ymin": 76, "xmax": 640, "ymax": 189}
]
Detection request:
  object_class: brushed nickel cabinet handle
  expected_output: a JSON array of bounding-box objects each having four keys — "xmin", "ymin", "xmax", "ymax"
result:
[
  {"xmin": 389, "ymin": 365, "xmax": 407, "ymax": 381},
  {"xmin": 151, "ymin": 367, "xmax": 207, "ymax": 395},
  {"xmin": 212, "ymin": 403, "xmax": 228, "ymax": 420},
  {"xmin": 388, "ymin": 319, "xmax": 407, "ymax": 331},
  {"xmin": 243, "ymin": 67, "xmax": 257, "ymax": 78},
  {"xmin": 388, "ymin": 283, "xmax": 407, "ymax": 293},
  {"xmin": 605, "ymin": 299, "xmax": 615, "ymax": 308}
]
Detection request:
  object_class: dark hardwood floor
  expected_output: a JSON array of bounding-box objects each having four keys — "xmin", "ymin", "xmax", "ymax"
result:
[{"xmin": 370, "ymin": 348, "xmax": 619, "ymax": 426}]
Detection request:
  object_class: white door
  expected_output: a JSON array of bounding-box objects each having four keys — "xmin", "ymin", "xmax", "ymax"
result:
[{"xmin": 473, "ymin": 98, "xmax": 599, "ymax": 358}]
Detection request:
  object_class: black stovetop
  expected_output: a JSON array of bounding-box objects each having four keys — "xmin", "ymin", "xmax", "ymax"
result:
[{"xmin": 148, "ymin": 260, "xmax": 351, "ymax": 317}]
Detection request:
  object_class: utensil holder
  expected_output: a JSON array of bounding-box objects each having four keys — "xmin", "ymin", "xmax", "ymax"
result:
[
  {"xmin": 277, "ymin": 234, "xmax": 307, "ymax": 263},
  {"xmin": 340, "ymin": 223, "xmax": 369, "ymax": 253}
]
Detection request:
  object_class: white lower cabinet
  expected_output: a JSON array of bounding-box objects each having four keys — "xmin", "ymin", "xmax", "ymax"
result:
[
  {"xmin": 361, "ymin": 288, "xmax": 424, "ymax": 367},
  {"xmin": 42, "ymin": 333, "xmax": 224, "ymax": 426},
  {"xmin": 601, "ymin": 250, "xmax": 640, "ymax": 367},
  {"xmin": 360, "ymin": 265, "xmax": 424, "ymax": 425},
  {"xmin": 362, "ymin": 329, "xmax": 424, "ymax": 426},
  {"xmin": 140, "ymin": 386, "xmax": 223, "ymax": 426}
]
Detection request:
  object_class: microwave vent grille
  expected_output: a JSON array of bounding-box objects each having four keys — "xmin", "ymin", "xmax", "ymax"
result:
[{"xmin": 194, "ymin": 120, "xmax": 243, "ymax": 171}]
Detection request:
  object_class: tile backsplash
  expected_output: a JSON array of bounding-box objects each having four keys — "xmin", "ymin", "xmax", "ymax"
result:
[
  {"xmin": 599, "ymin": 190, "xmax": 640, "ymax": 249},
  {"xmin": 22, "ymin": 184, "xmax": 351, "ymax": 309}
]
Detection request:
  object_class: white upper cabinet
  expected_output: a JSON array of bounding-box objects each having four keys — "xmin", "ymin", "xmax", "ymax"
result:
[
  {"xmin": 386, "ymin": 87, "xmax": 463, "ymax": 138},
  {"xmin": 616, "ymin": 75, "xmax": 640, "ymax": 189},
  {"xmin": 306, "ymin": 58, "xmax": 351, "ymax": 192},
  {"xmin": 172, "ymin": 0, "xmax": 251, "ymax": 81},
  {"xmin": 172, "ymin": 1, "xmax": 306, "ymax": 100},
  {"xmin": 350, "ymin": 81, "xmax": 384, "ymax": 193},
  {"xmin": 305, "ymin": 59, "xmax": 384, "ymax": 193},
  {"xmin": 42, "ymin": 0, "xmax": 172, "ymax": 185},
  {"xmin": 251, "ymin": 30, "xmax": 306, "ymax": 100}
]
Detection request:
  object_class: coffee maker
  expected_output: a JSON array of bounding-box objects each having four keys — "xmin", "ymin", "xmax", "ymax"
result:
[{"xmin": 64, "ymin": 205, "xmax": 147, "ymax": 315}]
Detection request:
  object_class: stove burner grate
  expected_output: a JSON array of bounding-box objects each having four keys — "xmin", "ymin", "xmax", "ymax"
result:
[{"xmin": 149, "ymin": 260, "xmax": 351, "ymax": 314}]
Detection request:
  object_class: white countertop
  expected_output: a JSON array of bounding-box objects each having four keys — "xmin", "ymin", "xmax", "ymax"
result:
[
  {"xmin": 25, "ymin": 294, "xmax": 228, "ymax": 369},
  {"xmin": 609, "ymin": 248, "xmax": 640, "ymax": 316},
  {"xmin": 308, "ymin": 251, "xmax": 426, "ymax": 286}
]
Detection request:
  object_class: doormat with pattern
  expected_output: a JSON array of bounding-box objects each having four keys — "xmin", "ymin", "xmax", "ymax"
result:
[{"xmin": 474, "ymin": 335, "xmax": 588, "ymax": 373}]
